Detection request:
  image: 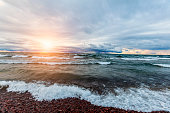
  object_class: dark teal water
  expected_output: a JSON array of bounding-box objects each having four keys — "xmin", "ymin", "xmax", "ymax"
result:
[
  {"xmin": 0, "ymin": 52, "xmax": 170, "ymax": 92},
  {"xmin": 0, "ymin": 52, "xmax": 170, "ymax": 111}
]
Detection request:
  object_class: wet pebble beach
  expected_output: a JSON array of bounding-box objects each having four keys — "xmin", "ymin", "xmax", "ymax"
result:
[{"xmin": 0, "ymin": 88, "xmax": 168, "ymax": 113}]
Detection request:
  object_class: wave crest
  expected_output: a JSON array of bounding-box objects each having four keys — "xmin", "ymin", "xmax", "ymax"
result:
[
  {"xmin": 0, "ymin": 80, "xmax": 169, "ymax": 112},
  {"xmin": 154, "ymin": 64, "xmax": 170, "ymax": 68}
]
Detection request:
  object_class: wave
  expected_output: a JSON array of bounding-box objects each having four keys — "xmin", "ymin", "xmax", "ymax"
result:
[
  {"xmin": 153, "ymin": 64, "xmax": 170, "ymax": 68},
  {"xmin": 0, "ymin": 60, "xmax": 32, "ymax": 64},
  {"xmin": 73, "ymin": 56, "xmax": 85, "ymax": 59},
  {"xmin": 97, "ymin": 62, "xmax": 111, "ymax": 65},
  {"xmin": 121, "ymin": 57, "xmax": 170, "ymax": 61},
  {"xmin": 157, "ymin": 58, "xmax": 170, "ymax": 60},
  {"xmin": 121, "ymin": 58, "xmax": 157, "ymax": 61},
  {"xmin": 0, "ymin": 60, "xmax": 111, "ymax": 65},
  {"xmin": 0, "ymin": 54, "xmax": 11, "ymax": 57},
  {"xmin": 146, "ymin": 57, "xmax": 170, "ymax": 60},
  {"xmin": 0, "ymin": 80, "xmax": 169, "ymax": 112},
  {"xmin": 39, "ymin": 61, "xmax": 111, "ymax": 65},
  {"xmin": 32, "ymin": 56, "xmax": 70, "ymax": 59},
  {"xmin": 12, "ymin": 55, "xmax": 28, "ymax": 58}
]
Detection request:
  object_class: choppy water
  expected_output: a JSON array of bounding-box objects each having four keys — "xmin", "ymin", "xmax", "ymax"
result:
[{"xmin": 0, "ymin": 52, "xmax": 170, "ymax": 112}]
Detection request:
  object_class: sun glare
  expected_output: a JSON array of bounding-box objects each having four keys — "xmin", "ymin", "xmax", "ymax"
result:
[
  {"xmin": 39, "ymin": 40, "xmax": 55, "ymax": 51},
  {"xmin": 0, "ymin": 0, "xmax": 5, "ymax": 6}
]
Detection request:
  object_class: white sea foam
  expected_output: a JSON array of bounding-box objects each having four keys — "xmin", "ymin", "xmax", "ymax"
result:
[
  {"xmin": 0, "ymin": 60, "xmax": 111, "ymax": 65},
  {"xmin": 58, "ymin": 57, "xmax": 70, "ymax": 59},
  {"xmin": 146, "ymin": 57, "xmax": 170, "ymax": 60},
  {"xmin": 0, "ymin": 54, "xmax": 10, "ymax": 57},
  {"xmin": 0, "ymin": 60, "xmax": 59, "ymax": 65},
  {"xmin": 157, "ymin": 58, "xmax": 170, "ymax": 60},
  {"xmin": 73, "ymin": 56, "xmax": 84, "ymax": 59},
  {"xmin": 122, "ymin": 57, "xmax": 170, "ymax": 61},
  {"xmin": 97, "ymin": 62, "xmax": 111, "ymax": 65},
  {"xmin": 0, "ymin": 80, "xmax": 169, "ymax": 112},
  {"xmin": 154, "ymin": 64, "xmax": 170, "ymax": 68},
  {"xmin": 122, "ymin": 58, "xmax": 158, "ymax": 61},
  {"xmin": 38, "ymin": 61, "xmax": 111, "ymax": 65},
  {"xmin": 0, "ymin": 60, "xmax": 32, "ymax": 64},
  {"xmin": 12, "ymin": 55, "xmax": 28, "ymax": 58}
]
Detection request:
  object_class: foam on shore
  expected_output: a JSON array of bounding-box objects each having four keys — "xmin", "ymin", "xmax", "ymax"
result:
[{"xmin": 0, "ymin": 80, "xmax": 169, "ymax": 112}]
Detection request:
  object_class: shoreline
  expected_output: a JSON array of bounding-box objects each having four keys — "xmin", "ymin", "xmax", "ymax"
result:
[{"xmin": 0, "ymin": 89, "xmax": 168, "ymax": 113}]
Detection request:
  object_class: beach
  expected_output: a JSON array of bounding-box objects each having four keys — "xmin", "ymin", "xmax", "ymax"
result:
[{"xmin": 0, "ymin": 88, "xmax": 168, "ymax": 113}]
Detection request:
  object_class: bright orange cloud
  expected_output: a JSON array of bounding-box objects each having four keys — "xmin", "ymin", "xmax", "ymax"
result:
[{"xmin": 122, "ymin": 48, "xmax": 170, "ymax": 55}]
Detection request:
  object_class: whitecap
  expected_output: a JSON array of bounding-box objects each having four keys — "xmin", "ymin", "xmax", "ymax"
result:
[
  {"xmin": 97, "ymin": 62, "xmax": 111, "ymax": 65},
  {"xmin": 12, "ymin": 55, "xmax": 28, "ymax": 58},
  {"xmin": 154, "ymin": 64, "xmax": 170, "ymax": 68},
  {"xmin": 122, "ymin": 57, "xmax": 170, "ymax": 61},
  {"xmin": 0, "ymin": 54, "xmax": 11, "ymax": 57},
  {"xmin": 0, "ymin": 80, "xmax": 169, "ymax": 112},
  {"xmin": 73, "ymin": 56, "xmax": 84, "ymax": 59}
]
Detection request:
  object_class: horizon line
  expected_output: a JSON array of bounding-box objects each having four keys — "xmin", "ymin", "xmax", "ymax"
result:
[{"xmin": 0, "ymin": 50, "xmax": 170, "ymax": 55}]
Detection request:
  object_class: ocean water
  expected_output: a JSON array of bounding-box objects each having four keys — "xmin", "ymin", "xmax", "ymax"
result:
[{"xmin": 0, "ymin": 52, "xmax": 170, "ymax": 112}]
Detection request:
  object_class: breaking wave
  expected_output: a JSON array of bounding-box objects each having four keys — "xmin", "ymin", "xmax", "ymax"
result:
[
  {"xmin": 12, "ymin": 55, "xmax": 28, "ymax": 58},
  {"xmin": 121, "ymin": 57, "xmax": 170, "ymax": 61},
  {"xmin": 73, "ymin": 56, "xmax": 85, "ymax": 59},
  {"xmin": 153, "ymin": 64, "xmax": 170, "ymax": 68},
  {"xmin": 121, "ymin": 58, "xmax": 157, "ymax": 61},
  {"xmin": 0, "ymin": 60, "xmax": 111, "ymax": 65},
  {"xmin": 0, "ymin": 54, "xmax": 11, "ymax": 57},
  {"xmin": 0, "ymin": 80, "xmax": 169, "ymax": 112}
]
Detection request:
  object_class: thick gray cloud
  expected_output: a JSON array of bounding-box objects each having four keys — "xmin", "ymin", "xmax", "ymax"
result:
[{"xmin": 0, "ymin": 0, "xmax": 170, "ymax": 52}]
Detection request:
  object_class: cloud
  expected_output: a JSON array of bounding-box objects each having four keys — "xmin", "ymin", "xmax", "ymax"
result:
[
  {"xmin": 0, "ymin": 0, "xmax": 170, "ymax": 53},
  {"xmin": 122, "ymin": 48, "xmax": 170, "ymax": 55},
  {"xmin": 0, "ymin": 0, "xmax": 5, "ymax": 6}
]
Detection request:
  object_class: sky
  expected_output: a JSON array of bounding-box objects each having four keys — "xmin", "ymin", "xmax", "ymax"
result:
[{"xmin": 0, "ymin": 0, "xmax": 170, "ymax": 54}]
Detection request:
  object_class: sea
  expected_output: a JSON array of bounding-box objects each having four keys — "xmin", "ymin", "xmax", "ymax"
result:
[{"xmin": 0, "ymin": 52, "xmax": 170, "ymax": 112}]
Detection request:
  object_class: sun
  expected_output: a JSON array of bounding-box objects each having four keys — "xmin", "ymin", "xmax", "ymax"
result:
[
  {"xmin": 42, "ymin": 41, "xmax": 52, "ymax": 49},
  {"xmin": 40, "ymin": 40, "xmax": 55, "ymax": 51}
]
